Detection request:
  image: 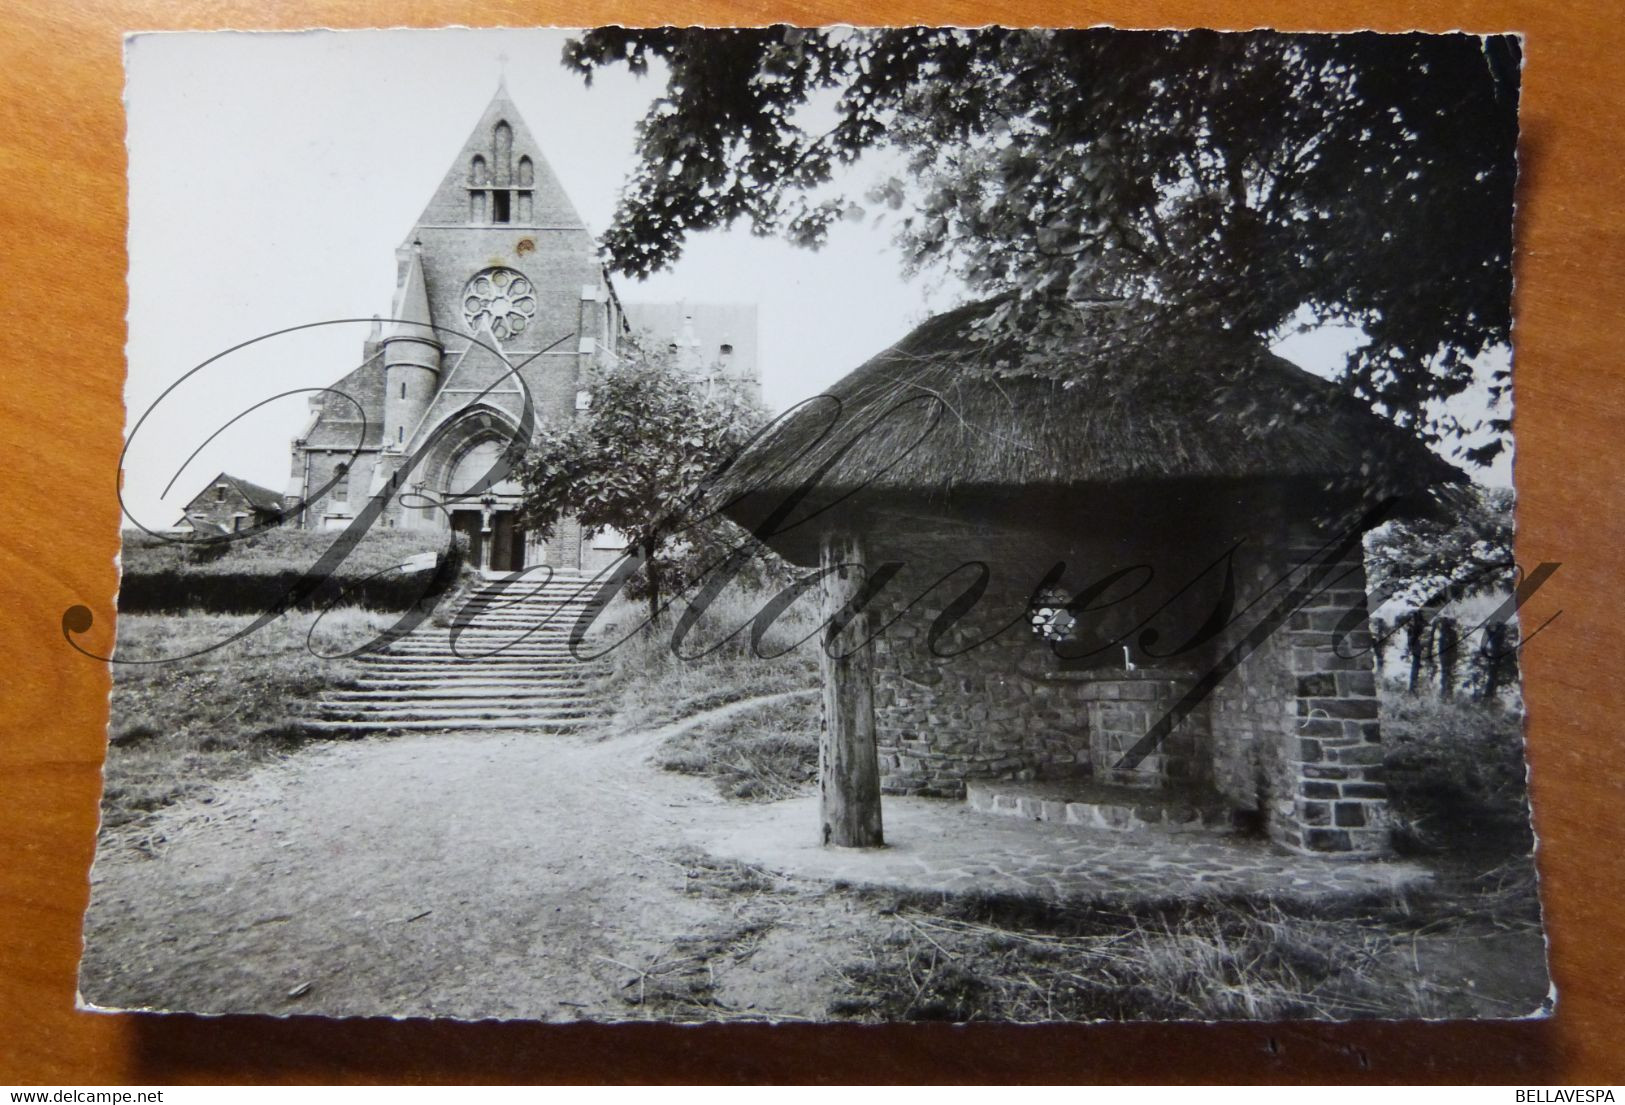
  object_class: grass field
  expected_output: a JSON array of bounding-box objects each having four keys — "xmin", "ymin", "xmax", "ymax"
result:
[
  {"xmin": 102, "ymin": 607, "xmax": 392, "ymax": 833},
  {"xmin": 826, "ymin": 874, "xmax": 1544, "ymax": 1022},
  {"xmin": 655, "ymin": 693, "xmax": 820, "ymax": 800},
  {"xmin": 583, "ymin": 577, "xmax": 822, "ymax": 737}
]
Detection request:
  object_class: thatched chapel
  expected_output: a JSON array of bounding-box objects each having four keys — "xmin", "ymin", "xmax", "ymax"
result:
[{"xmin": 720, "ymin": 300, "xmax": 1460, "ymax": 857}]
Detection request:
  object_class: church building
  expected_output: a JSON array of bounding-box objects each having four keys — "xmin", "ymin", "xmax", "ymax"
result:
[{"xmin": 284, "ymin": 83, "xmax": 759, "ymax": 572}]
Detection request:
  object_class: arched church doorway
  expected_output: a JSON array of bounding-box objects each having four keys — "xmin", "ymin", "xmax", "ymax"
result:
[{"xmin": 444, "ymin": 436, "xmax": 527, "ymax": 572}]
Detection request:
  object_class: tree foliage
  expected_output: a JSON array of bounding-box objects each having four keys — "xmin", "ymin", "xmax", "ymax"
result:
[
  {"xmin": 1365, "ymin": 485, "xmax": 1515, "ymax": 613},
  {"xmin": 517, "ymin": 345, "xmax": 764, "ymax": 621},
  {"xmin": 564, "ymin": 27, "xmax": 1520, "ymax": 463}
]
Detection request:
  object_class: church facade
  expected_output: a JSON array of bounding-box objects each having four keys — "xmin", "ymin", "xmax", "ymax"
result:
[{"xmin": 284, "ymin": 85, "xmax": 759, "ymax": 572}]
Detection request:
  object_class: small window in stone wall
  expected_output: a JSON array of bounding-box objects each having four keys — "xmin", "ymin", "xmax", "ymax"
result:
[
  {"xmin": 492, "ymin": 190, "xmax": 511, "ymax": 223},
  {"xmin": 1029, "ymin": 586, "xmax": 1078, "ymax": 644},
  {"xmin": 1028, "ymin": 583, "xmax": 1143, "ymax": 670}
]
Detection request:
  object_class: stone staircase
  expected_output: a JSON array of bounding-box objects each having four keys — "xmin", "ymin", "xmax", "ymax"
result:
[{"xmin": 308, "ymin": 570, "xmax": 605, "ymax": 734}]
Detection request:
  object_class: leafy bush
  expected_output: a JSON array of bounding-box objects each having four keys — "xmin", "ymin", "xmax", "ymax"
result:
[{"xmin": 1380, "ymin": 691, "xmax": 1532, "ymax": 852}]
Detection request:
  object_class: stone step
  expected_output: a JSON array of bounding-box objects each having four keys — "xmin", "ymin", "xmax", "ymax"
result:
[
  {"xmin": 326, "ymin": 688, "xmax": 592, "ymax": 702},
  {"xmin": 458, "ymin": 597, "xmax": 600, "ymax": 607},
  {"xmin": 408, "ymin": 640, "xmax": 580, "ymax": 650},
  {"xmin": 441, "ymin": 607, "xmax": 592, "ymax": 616},
  {"xmin": 351, "ymin": 676, "xmax": 589, "ymax": 689},
  {"xmin": 420, "ymin": 623, "xmax": 584, "ymax": 632},
  {"xmin": 460, "ymin": 592, "xmax": 600, "ymax": 602},
  {"xmin": 303, "ymin": 576, "xmax": 604, "ymax": 732},
  {"xmin": 436, "ymin": 624, "xmax": 588, "ymax": 635},
  {"xmin": 357, "ymin": 669, "xmax": 591, "ymax": 679},
  {"xmin": 354, "ymin": 656, "xmax": 585, "ymax": 666},
  {"xmin": 315, "ymin": 706, "xmax": 593, "ymax": 722},
  {"xmin": 354, "ymin": 676, "xmax": 587, "ymax": 687},
  {"xmin": 356, "ymin": 671, "xmax": 585, "ymax": 682},
  {"xmin": 381, "ymin": 640, "xmax": 580, "ymax": 652},
  {"xmin": 303, "ymin": 717, "xmax": 594, "ymax": 733},
  {"xmin": 437, "ymin": 619, "xmax": 591, "ymax": 632},
  {"xmin": 362, "ymin": 651, "xmax": 582, "ymax": 660},
  {"xmin": 964, "ymin": 781, "xmax": 1237, "ymax": 835},
  {"xmin": 326, "ymin": 698, "xmax": 592, "ymax": 711},
  {"xmin": 459, "ymin": 594, "xmax": 600, "ymax": 604},
  {"xmin": 355, "ymin": 669, "xmax": 586, "ymax": 682},
  {"xmin": 358, "ymin": 655, "xmax": 585, "ymax": 666}
]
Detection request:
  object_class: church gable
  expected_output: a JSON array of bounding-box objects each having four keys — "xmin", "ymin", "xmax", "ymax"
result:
[{"xmin": 415, "ymin": 84, "xmax": 586, "ymax": 231}]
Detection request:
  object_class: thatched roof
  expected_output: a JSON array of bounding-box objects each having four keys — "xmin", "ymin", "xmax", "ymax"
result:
[{"xmin": 716, "ymin": 299, "xmax": 1462, "ymax": 535}]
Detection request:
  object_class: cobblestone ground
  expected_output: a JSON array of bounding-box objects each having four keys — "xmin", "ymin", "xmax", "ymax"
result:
[{"xmin": 698, "ymin": 795, "xmax": 1430, "ymax": 905}]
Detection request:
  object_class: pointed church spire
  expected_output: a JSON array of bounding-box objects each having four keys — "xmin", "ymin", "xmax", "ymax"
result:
[{"xmin": 386, "ymin": 242, "xmax": 436, "ymax": 346}]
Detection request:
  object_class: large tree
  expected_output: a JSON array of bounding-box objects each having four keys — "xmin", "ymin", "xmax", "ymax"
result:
[
  {"xmin": 564, "ymin": 27, "xmax": 1520, "ymax": 464},
  {"xmin": 517, "ymin": 347, "xmax": 763, "ymax": 624}
]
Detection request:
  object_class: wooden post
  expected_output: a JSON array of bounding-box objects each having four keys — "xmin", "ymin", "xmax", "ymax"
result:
[{"xmin": 818, "ymin": 531, "xmax": 885, "ymax": 848}]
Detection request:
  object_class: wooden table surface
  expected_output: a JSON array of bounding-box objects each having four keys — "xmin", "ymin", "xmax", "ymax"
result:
[{"xmin": 2, "ymin": 0, "xmax": 1620, "ymax": 1085}]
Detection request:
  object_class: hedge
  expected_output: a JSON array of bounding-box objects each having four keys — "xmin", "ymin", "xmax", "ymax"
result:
[{"xmin": 117, "ymin": 528, "xmax": 469, "ymax": 614}]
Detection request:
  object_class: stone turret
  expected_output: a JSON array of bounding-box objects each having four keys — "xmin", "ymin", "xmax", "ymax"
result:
[{"xmin": 382, "ymin": 242, "xmax": 441, "ymax": 451}]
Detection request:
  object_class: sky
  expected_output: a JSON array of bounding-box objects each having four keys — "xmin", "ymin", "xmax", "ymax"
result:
[{"xmin": 122, "ymin": 28, "xmax": 1511, "ymax": 532}]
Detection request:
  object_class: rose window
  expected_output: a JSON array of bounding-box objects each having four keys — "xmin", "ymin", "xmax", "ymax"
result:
[{"xmin": 462, "ymin": 268, "xmax": 537, "ymax": 340}]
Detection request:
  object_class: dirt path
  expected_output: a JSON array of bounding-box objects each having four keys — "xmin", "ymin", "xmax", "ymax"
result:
[
  {"xmin": 79, "ymin": 689, "xmax": 1546, "ymax": 1023},
  {"xmin": 80, "ymin": 691, "xmax": 852, "ymax": 1021}
]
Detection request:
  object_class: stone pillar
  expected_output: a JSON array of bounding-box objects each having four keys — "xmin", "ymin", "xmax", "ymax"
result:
[{"xmin": 1275, "ymin": 519, "xmax": 1392, "ymax": 856}]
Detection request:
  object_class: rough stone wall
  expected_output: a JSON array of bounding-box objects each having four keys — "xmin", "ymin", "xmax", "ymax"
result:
[
  {"xmin": 1277, "ymin": 519, "xmax": 1390, "ymax": 855},
  {"xmin": 1206, "ymin": 529, "xmax": 1291, "ymax": 817},
  {"xmin": 871, "ymin": 583, "xmax": 1093, "ymax": 796},
  {"xmin": 861, "ymin": 494, "xmax": 1392, "ymax": 854},
  {"xmin": 864, "ymin": 530, "xmax": 1214, "ymax": 797},
  {"xmin": 1077, "ymin": 673, "xmax": 1205, "ymax": 788},
  {"xmin": 1203, "ymin": 507, "xmax": 1391, "ymax": 854}
]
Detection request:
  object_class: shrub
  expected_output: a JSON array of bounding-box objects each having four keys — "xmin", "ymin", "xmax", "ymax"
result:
[{"xmin": 1381, "ymin": 691, "xmax": 1532, "ymax": 852}]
